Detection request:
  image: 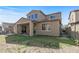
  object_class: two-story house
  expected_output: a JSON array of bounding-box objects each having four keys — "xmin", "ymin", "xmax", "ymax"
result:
[
  {"xmin": 69, "ymin": 10, "xmax": 79, "ymax": 39},
  {"xmin": 14, "ymin": 10, "xmax": 62, "ymax": 36}
]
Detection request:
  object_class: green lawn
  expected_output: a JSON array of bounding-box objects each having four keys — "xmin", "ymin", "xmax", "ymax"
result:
[{"xmin": 5, "ymin": 34, "xmax": 77, "ymax": 49}]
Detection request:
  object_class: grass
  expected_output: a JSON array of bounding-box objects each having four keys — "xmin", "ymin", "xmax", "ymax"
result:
[
  {"xmin": 5, "ymin": 34, "xmax": 77, "ymax": 49},
  {"xmin": 6, "ymin": 34, "xmax": 30, "ymax": 44}
]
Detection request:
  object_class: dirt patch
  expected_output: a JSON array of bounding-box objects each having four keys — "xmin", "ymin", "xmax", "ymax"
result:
[{"xmin": 0, "ymin": 43, "xmax": 79, "ymax": 53}]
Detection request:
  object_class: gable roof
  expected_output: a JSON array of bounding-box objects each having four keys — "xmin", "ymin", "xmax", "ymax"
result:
[
  {"xmin": 27, "ymin": 10, "xmax": 46, "ymax": 16},
  {"xmin": 16, "ymin": 17, "xmax": 26, "ymax": 23},
  {"xmin": 14, "ymin": 17, "xmax": 31, "ymax": 26},
  {"xmin": 47, "ymin": 12, "xmax": 61, "ymax": 15},
  {"xmin": 27, "ymin": 10, "xmax": 61, "ymax": 20},
  {"xmin": 14, "ymin": 10, "xmax": 61, "ymax": 26}
]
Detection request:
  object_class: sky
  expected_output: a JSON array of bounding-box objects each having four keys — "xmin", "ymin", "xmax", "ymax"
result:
[{"xmin": 0, "ymin": 6, "xmax": 79, "ymax": 25}]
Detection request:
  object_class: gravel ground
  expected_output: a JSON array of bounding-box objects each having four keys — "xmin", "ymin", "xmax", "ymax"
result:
[{"xmin": 0, "ymin": 43, "xmax": 79, "ymax": 53}]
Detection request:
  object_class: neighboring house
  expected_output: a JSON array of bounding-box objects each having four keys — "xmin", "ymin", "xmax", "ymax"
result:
[
  {"xmin": 14, "ymin": 10, "xmax": 62, "ymax": 36},
  {"xmin": 2, "ymin": 22, "xmax": 14, "ymax": 34},
  {"xmin": 69, "ymin": 10, "xmax": 79, "ymax": 39},
  {"xmin": 0, "ymin": 25, "xmax": 2, "ymax": 34}
]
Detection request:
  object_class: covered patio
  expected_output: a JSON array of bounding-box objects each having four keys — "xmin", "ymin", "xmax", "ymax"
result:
[{"xmin": 14, "ymin": 17, "xmax": 33, "ymax": 36}]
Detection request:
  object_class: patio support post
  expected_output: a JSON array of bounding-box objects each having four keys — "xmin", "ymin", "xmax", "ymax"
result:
[{"xmin": 29, "ymin": 21, "xmax": 33, "ymax": 36}]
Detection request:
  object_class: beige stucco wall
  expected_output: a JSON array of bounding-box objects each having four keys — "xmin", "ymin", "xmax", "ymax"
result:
[
  {"xmin": 70, "ymin": 25, "xmax": 76, "ymax": 39},
  {"xmin": 75, "ymin": 24, "xmax": 79, "ymax": 39},
  {"xmin": 69, "ymin": 12, "xmax": 76, "ymax": 23},
  {"xmin": 70, "ymin": 24, "xmax": 79, "ymax": 39},
  {"xmin": 34, "ymin": 20, "xmax": 61, "ymax": 36},
  {"xmin": 70, "ymin": 11, "xmax": 79, "ymax": 23},
  {"xmin": 75, "ymin": 11, "xmax": 79, "ymax": 22}
]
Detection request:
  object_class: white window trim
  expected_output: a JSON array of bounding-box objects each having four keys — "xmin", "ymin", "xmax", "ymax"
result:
[{"xmin": 46, "ymin": 25, "xmax": 51, "ymax": 31}]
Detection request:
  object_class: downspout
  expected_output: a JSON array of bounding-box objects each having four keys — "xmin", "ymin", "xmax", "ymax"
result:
[
  {"xmin": 75, "ymin": 23, "xmax": 76, "ymax": 39},
  {"xmin": 74, "ymin": 12, "xmax": 76, "ymax": 39}
]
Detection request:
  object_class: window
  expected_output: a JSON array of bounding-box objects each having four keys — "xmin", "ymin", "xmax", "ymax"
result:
[
  {"xmin": 31, "ymin": 15, "xmax": 33, "ymax": 19},
  {"xmin": 50, "ymin": 15, "xmax": 55, "ymax": 19},
  {"xmin": 28, "ymin": 16, "xmax": 30, "ymax": 19},
  {"xmin": 47, "ymin": 25, "xmax": 51, "ymax": 31},
  {"xmin": 31, "ymin": 14, "xmax": 38, "ymax": 20},
  {"xmin": 42, "ymin": 24, "xmax": 46, "ymax": 30},
  {"xmin": 42, "ymin": 24, "xmax": 51, "ymax": 31},
  {"xmin": 35, "ymin": 14, "xmax": 38, "ymax": 19}
]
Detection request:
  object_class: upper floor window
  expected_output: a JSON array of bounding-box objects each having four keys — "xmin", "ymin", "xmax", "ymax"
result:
[
  {"xmin": 35, "ymin": 14, "xmax": 38, "ymax": 19},
  {"xmin": 32, "ymin": 15, "xmax": 33, "ymax": 19},
  {"xmin": 28, "ymin": 16, "xmax": 30, "ymax": 19},
  {"xmin": 50, "ymin": 15, "xmax": 55, "ymax": 20},
  {"xmin": 28, "ymin": 14, "xmax": 38, "ymax": 20}
]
